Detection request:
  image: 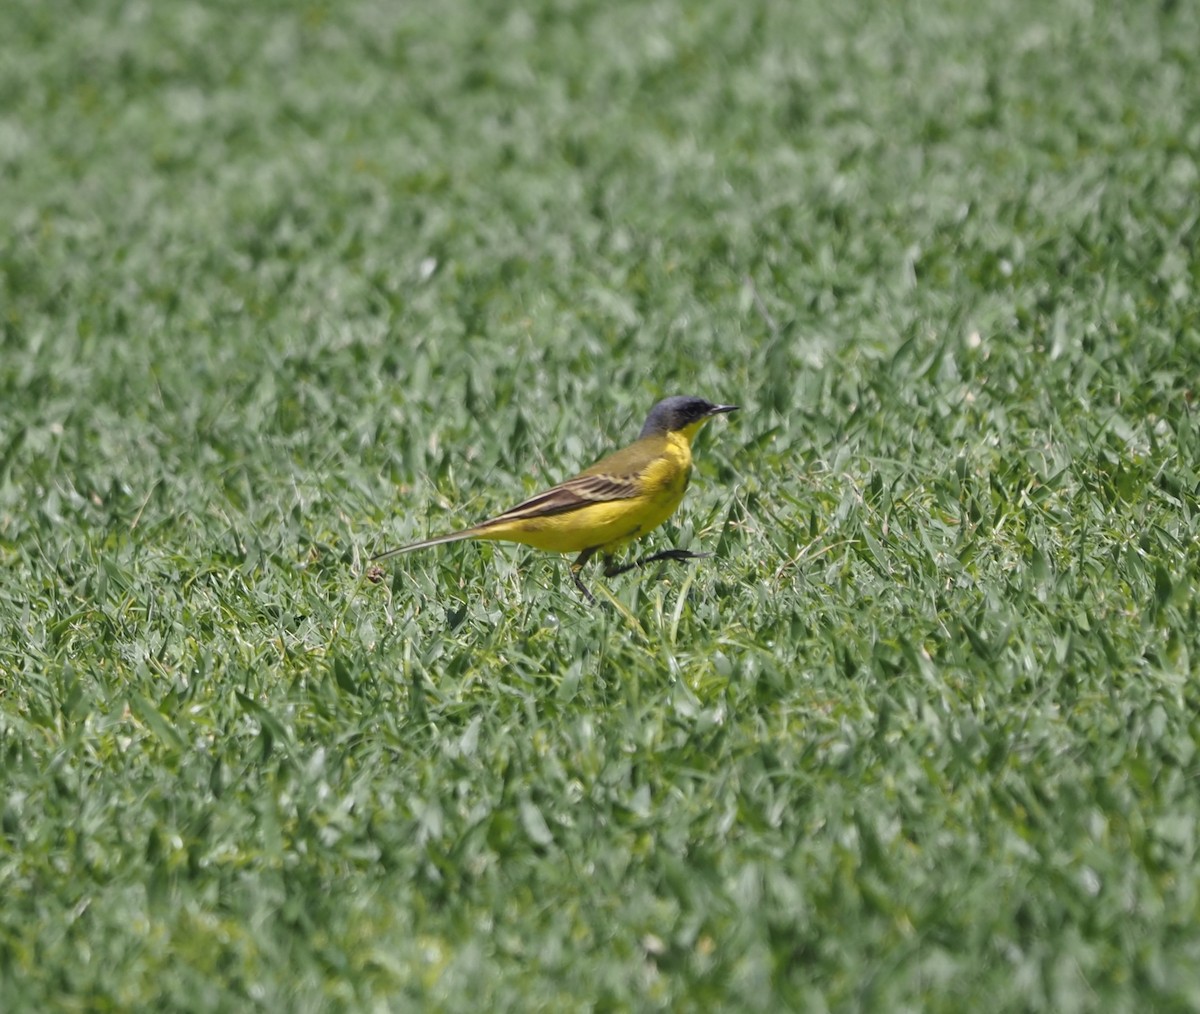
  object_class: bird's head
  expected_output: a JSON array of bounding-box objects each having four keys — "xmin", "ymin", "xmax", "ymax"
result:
[{"xmin": 639, "ymin": 396, "xmax": 738, "ymax": 443}]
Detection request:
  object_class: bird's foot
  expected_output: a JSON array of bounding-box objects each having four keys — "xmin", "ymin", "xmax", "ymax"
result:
[{"xmin": 603, "ymin": 549, "xmax": 711, "ymax": 578}]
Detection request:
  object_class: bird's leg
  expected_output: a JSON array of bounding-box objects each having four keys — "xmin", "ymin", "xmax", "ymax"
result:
[
  {"xmin": 571, "ymin": 548, "xmax": 599, "ymax": 605},
  {"xmin": 602, "ymin": 548, "xmax": 712, "ymax": 578}
]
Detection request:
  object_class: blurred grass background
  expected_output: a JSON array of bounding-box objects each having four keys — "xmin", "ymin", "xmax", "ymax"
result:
[{"xmin": 2, "ymin": 0, "xmax": 1199, "ymax": 1008}]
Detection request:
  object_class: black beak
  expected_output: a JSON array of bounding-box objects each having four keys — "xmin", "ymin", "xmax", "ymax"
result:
[{"xmin": 709, "ymin": 404, "xmax": 739, "ymax": 416}]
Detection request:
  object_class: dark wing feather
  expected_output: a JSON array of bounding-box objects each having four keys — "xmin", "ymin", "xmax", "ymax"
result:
[{"xmin": 487, "ymin": 472, "xmax": 642, "ymax": 523}]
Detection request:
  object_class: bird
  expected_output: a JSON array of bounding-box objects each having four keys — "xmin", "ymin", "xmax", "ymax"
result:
[{"xmin": 371, "ymin": 396, "xmax": 737, "ymax": 603}]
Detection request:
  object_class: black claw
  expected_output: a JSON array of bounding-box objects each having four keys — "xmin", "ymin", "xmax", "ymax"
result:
[
  {"xmin": 572, "ymin": 567, "xmax": 598, "ymax": 606},
  {"xmin": 603, "ymin": 549, "xmax": 711, "ymax": 578},
  {"xmin": 569, "ymin": 546, "xmax": 709, "ymax": 604},
  {"xmin": 571, "ymin": 548, "xmax": 599, "ymax": 605}
]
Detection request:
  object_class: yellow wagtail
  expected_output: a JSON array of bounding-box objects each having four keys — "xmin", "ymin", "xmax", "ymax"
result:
[{"xmin": 371, "ymin": 396, "xmax": 737, "ymax": 603}]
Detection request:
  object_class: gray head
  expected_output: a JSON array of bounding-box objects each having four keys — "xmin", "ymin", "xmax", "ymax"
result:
[{"xmin": 639, "ymin": 396, "xmax": 739, "ymax": 439}]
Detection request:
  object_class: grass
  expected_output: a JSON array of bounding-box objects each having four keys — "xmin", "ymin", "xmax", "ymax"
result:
[{"xmin": 2, "ymin": 0, "xmax": 1199, "ymax": 1008}]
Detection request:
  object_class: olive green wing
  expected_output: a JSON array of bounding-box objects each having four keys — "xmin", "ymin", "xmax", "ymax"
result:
[{"xmin": 483, "ymin": 438, "xmax": 661, "ymax": 524}]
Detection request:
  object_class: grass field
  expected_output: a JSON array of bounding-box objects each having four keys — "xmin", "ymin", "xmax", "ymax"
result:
[{"xmin": 3, "ymin": 0, "xmax": 1200, "ymax": 1009}]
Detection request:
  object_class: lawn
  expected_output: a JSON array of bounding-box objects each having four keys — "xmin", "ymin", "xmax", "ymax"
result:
[{"xmin": 2, "ymin": 0, "xmax": 1199, "ymax": 1009}]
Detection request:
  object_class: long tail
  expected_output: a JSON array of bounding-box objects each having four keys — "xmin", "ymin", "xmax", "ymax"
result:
[{"xmin": 371, "ymin": 527, "xmax": 482, "ymax": 561}]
